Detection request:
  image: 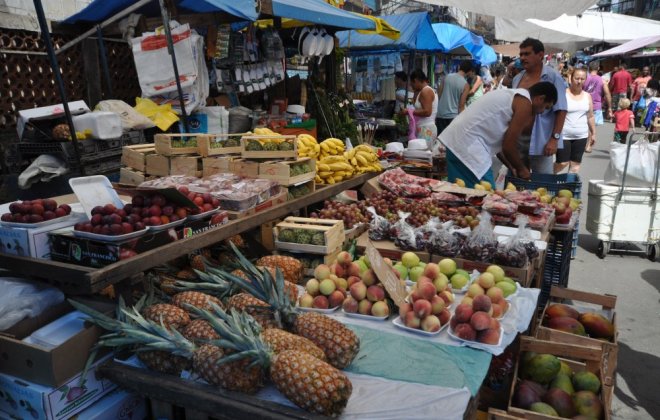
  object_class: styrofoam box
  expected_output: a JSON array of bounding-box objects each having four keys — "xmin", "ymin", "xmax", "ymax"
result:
[
  {"xmin": 586, "ymin": 180, "xmax": 660, "ymax": 242},
  {"xmin": 72, "ymin": 112, "xmax": 122, "ymax": 140},
  {"xmin": 24, "ymin": 311, "xmax": 86, "ymax": 349},
  {"xmin": 69, "ymin": 176, "xmax": 123, "ymax": 218}
]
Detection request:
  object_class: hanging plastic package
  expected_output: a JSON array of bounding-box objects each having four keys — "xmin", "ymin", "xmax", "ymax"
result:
[{"xmin": 604, "ymin": 139, "xmax": 659, "ymax": 187}]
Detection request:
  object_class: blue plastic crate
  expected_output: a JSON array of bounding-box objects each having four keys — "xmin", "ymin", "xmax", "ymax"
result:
[
  {"xmin": 505, "ymin": 172, "xmax": 582, "ymax": 199},
  {"xmin": 539, "ymin": 229, "xmax": 573, "ymax": 309}
]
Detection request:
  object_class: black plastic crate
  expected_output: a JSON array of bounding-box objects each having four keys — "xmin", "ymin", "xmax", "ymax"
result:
[
  {"xmin": 539, "ymin": 229, "xmax": 573, "ymax": 308},
  {"xmin": 505, "ymin": 172, "xmax": 582, "ymax": 199}
]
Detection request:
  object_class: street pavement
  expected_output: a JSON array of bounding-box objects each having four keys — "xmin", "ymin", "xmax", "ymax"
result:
[{"xmin": 568, "ymin": 122, "xmax": 659, "ymax": 420}]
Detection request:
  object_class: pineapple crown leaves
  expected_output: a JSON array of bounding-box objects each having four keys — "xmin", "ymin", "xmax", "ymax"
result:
[{"xmin": 185, "ymin": 304, "xmax": 273, "ymax": 370}]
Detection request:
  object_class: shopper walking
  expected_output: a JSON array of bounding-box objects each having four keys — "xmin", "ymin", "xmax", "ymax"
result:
[
  {"xmin": 512, "ymin": 38, "xmax": 568, "ymax": 174},
  {"xmin": 632, "ymin": 66, "xmax": 652, "ymax": 106},
  {"xmin": 609, "ymin": 63, "xmax": 633, "ymax": 115},
  {"xmin": 407, "ymin": 69, "xmax": 438, "ymax": 146},
  {"xmin": 555, "ymin": 68, "xmax": 595, "ymax": 174},
  {"xmin": 435, "ymin": 60, "xmax": 471, "ymax": 134},
  {"xmin": 613, "ymin": 98, "xmax": 635, "ymax": 144},
  {"xmin": 583, "ymin": 61, "xmax": 613, "ymax": 130}
]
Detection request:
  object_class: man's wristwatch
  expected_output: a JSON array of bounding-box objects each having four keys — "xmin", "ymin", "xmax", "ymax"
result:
[{"xmin": 552, "ymin": 133, "xmax": 560, "ymax": 140}]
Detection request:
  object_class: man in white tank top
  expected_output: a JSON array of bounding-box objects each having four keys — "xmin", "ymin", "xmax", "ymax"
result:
[{"xmin": 439, "ymin": 82, "xmax": 558, "ymax": 186}]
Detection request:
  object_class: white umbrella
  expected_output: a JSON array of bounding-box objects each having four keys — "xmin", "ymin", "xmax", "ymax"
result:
[{"xmin": 416, "ymin": 0, "xmax": 595, "ymax": 20}]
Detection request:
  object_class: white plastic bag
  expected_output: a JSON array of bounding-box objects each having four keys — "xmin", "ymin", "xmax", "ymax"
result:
[
  {"xmin": 604, "ymin": 140, "xmax": 659, "ymax": 187},
  {"xmin": 95, "ymin": 100, "xmax": 155, "ymax": 130},
  {"xmin": 0, "ymin": 278, "xmax": 65, "ymax": 331},
  {"xmin": 18, "ymin": 155, "xmax": 69, "ymax": 189}
]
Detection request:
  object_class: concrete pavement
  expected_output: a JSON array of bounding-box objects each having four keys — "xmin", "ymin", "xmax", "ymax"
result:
[{"xmin": 569, "ymin": 122, "xmax": 659, "ymax": 420}]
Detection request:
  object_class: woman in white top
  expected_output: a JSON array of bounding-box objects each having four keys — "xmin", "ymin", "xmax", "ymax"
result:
[
  {"xmin": 555, "ymin": 67, "xmax": 595, "ymax": 174},
  {"xmin": 406, "ymin": 69, "xmax": 438, "ymax": 147}
]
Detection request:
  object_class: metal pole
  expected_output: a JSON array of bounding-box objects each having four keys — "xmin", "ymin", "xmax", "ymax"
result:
[
  {"xmin": 32, "ymin": 0, "xmax": 85, "ymax": 175},
  {"xmin": 157, "ymin": 0, "xmax": 190, "ymax": 133},
  {"xmin": 96, "ymin": 26, "xmax": 114, "ymax": 98}
]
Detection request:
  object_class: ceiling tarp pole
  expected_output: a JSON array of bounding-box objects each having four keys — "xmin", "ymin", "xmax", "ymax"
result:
[
  {"xmin": 96, "ymin": 25, "xmax": 114, "ymax": 98},
  {"xmin": 157, "ymin": 0, "xmax": 189, "ymax": 133},
  {"xmin": 32, "ymin": 0, "xmax": 85, "ymax": 175},
  {"xmin": 56, "ymin": 0, "xmax": 153, "ymax": 55}
]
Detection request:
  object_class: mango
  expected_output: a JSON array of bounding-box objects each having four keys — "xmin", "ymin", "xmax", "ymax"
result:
[
  {"xmin": 573, "ymin": 371, "xmax": 601, "ymax": 393},
  {"xmin": 514, "ymin": 380, "xmax": 543, "ymax": 409},
  {"xmin": 525, "ymin": 354, "xmax": 561, "ymax": 384},
  {"xmin": 559, "ymin": 361, "xmax": 573, "ymax": 377},
  {"xmin": 529, "ymin": 402, "xmax": 558, "ymax": 416},
  {"xmin": 545, "ymin": 303, "xmax": 580, "ymax": 320},
  {"xmin": 578, "ymin": 312, "xmax": 615, "ymax": 340},
  {"xmin": 551, "ymin": 373, "xmax": 575, "ymax": 395},
  {"xmin": 543, "ymin": 388, "xmax": 577, "ymax": 417},
  {"xmin": 547, "ymin": 316, "xmax": 587, "ymax": 336},
  {"xmin": 573, "ymin": 391, "xmax": 603, "ymax": 419}
]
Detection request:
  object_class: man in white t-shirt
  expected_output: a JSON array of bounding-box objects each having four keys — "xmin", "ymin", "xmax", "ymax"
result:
[{"xmin": 439, "ymin": 82, "xmax": 558, "ymax": 186}]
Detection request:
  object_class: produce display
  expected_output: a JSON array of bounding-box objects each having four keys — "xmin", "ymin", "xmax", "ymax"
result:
[
  {"xmin": 244, "ymin": 128, "xmax": 295, "ymax": 151},
  {"xmin": 513, "ymin": 352, "xmax": 605, "ymax": 418},
  {"xmin": 278, "ymin": 228, "xmax": 326, "ymax": 246},
  {"xmin": 311, "ymin": 201, "xmax": 369, "ymax": 229},
  {"xmin": 458, "ymin": 270, "xmax": 511, "ymax": 319},
  {"xmin": 209, "ymin": 136, "xmax": 240, "ymax": 148},
  {"xmin": 542, "ymin": 303, "xmax": 615, "ymax": 340},
  {"xmin": 289, "ymin": 162, "xmax": 313, "ymax": 176},
  {"xmin": 176, "ymin": 186, "xmax": 220, "ymax": 214},
  {"xmin": 398, "ymin": 262, "xmax": 454, "ymax": 332},
  {"xmin": 378, "ymin": 168, "xmax": 438, "ymax": 197},
  {"xmin": 2, "ymin": 199, "xmax": 71, "ymax": 223},
  {"xmin": 287, "ymin": 182, "xmax": 312, "ymax": 200},
  {"xmin": 170, "ymin": 137, "xmax": 199, "ymax": 147}
]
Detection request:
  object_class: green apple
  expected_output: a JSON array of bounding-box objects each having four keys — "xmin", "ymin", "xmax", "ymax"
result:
[
  {"xmin": 360, "ymin": 255, "xmax": 371, "ymax": 268},
  {"xmin": 501, "ymin": 276, "xmax": 515, "ymax": 285},
  {"xmin": 409, "ymin": 266, "xmax": 424, "ymax": 282},
  {"xmin": 450, "ymin": 273, "xmax": 468, "ymax": 289},
  {"xmin": 438, "ymin": 258, "xmax": 457, "ymax": 276},
  {"xmin": 486, "ymin": 265, "xmax": 505, "ymax": 283},
  {"xmin": 401, "ymin": 252, "xmax": 421, "ymax": 268},
  {"xmin": 496, "ymin": 281, "xmax": 516, "ymax": 297},
  {"xmin": 455, "ymin": 269, "xmax": 470, "ymax": 279},
  {"xmin": 393, "ymin": 263, "xmax": 408, "ymax": 280},
  {"xmin": 356, "ymin": 260, "xmax": 368, "ymax": 274}
]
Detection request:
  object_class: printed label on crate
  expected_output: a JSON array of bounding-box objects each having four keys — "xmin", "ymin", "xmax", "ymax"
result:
[{"xmin": 366, "ymin": 241, "xmax": 406, "ymax": 306}]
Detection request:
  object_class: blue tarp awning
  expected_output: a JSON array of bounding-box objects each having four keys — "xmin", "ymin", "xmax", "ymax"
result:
[
  {"xmin": 472, "ymin": 44, "xmax": 497, "ymax": 65},
  {"xmin": 432, "ymin": 23, "xmax": 474, "ymax": 55},
  {"xmin": 272, "ymin": 0, "xmax": 375, "ymax": 30},
  {"xmin": 336, "ymin": 12, "xmax": 442, "ymax": 52},
  {"xmin": 63, "ymin": 0, "xmax": 258, "ymax": 24}
]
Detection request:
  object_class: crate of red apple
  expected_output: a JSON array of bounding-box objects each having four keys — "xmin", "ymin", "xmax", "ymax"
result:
[{"xmin": 1, "ymin": 199, "xmax": 72, "ymax": 224}]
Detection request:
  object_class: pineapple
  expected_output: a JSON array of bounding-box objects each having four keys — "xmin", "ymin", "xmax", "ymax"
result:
[
  {"xmin": 225, "ymin": 234, "xmax": 246, "ymax": 249},
  {"xmin": 171, "ymin": 291, "xmax": 223, "ymax": 312},
  {"xmin": 142, "ymin": 303, "xmax": 190, "ymax": 330},
  {"xmin": 182, "ymin": 319, "xmax": 220, "ymax": 343},
  {"xmin": 157, "ymin": 274, "xmax": 179, "ymax": 296},
  {"xmin": 226, "ymin": 293, "xmax": 279, "ymax": 329},
  {"xmin": 261, "ymin": 328, "xmax": 326, "ymax": 361},
  {"xmin": 176, "ymin": 267, "xmax": 198, "ymax": 280},
  {"xmin": 189, "ymin": 255, "xmax": 206, "ymax": 273},
  {"xmin": 232, "ymin": 268, "xmax": 298, "ymax": 302},
  {"xmin": 256, "ymin": 255, "xmax": 304, "ymax": 284},
  {"xmin": 137, "ymin": 350, "xmax": 191, "ymax": 375},
  {"xmin": 215, "ymin": 245, "xmax": 360, "ymax": 369}
]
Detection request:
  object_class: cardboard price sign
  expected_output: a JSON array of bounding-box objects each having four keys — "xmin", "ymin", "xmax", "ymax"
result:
[{"xmin": 365, "ymin": 241, "xmax": 407, "ymax": 306}]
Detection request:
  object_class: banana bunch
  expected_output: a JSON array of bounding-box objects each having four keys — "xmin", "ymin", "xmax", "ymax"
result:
[
  {"xmin": 345, "ymin": 145, "xmax": 382, "ymax": 174},
  {"xmin": 318, "ymin": 138, "xmax": 345, "ymax": 160},
  {"xmin": 315, "ymin": 155, "xmax": 355, "ymax": 185},
  {"xmin": 297, "ymin": 134, "xmax": 321, "ymax": 159},
  {"xmin": 250, "ymin": 127, "xmax": 286, "ymax": 144}
]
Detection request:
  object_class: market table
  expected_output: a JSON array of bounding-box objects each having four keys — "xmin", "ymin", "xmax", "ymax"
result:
[{"xmin": 0, "ymin": 173, "xmax": 379, "ymax": 294}]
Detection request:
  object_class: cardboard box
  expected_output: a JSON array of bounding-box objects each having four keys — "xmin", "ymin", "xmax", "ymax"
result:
[
  {"xmin": 0, "ymin": 355, "xmax": 116, "ymax": 420},
  {"xmin": 230, "ymin": 159, "xmax": 259, "ymax": 178},
  {"xmin": 355, "ymin": 232, "xmax": 431, "ymax": 263},
  {"xmin": 48, "ymin": 227, "xmax": 180, "ymax": 268},
  {"xmin": 359, "ymin": 177, "xmax": 382, "ymax": 198},
  {"xmin": 0, "ymin": 212, "xmax": 87, "ymax": 259},
  {"xmin": 145, "ymin": 154, "xmax": 170, "ymax": 177},
  {"xmin": 0, "ymin": 298, "xmax": 114, "ymax": 388},
  {"xmin": 17, "ymin": 101, "xmax": 90, "ymax": 138},
  {"xmin": 202, "ymin": 155, "xmax": 238, "ymax": 177},
  {"xmin": 73, "ymin": 389, "xmax": 147, "ymax": 420}
]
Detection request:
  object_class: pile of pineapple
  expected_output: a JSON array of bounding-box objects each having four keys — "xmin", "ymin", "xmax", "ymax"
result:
[
  {"xmin": 278, "ymin": 227, "xmax": 325, "ymax": 246},
  {"xmin": 244, "ymin": 128, "xmax": 294, "ymax": 151},
  {"xmin": 76, "ymin": 245, "xmax": 358, "ymax": 417}
]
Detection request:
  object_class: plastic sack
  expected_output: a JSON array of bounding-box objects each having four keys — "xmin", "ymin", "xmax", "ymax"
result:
[
  {"xmin": 95, "ymin": 100, "xmax": 155, "ymax": 130},
  {"xmin": 391, "ymin": 211, "xmax": 417, "ymax": 250},
  {"xmin": 494, "ymin": 216, "xmax": 531, "ymax": 268},
  {"xmin": 18, "ymin": 155, "xmax": 69, "ymax": 189},
  {"xmin": 604, "ymin": 139, "xmax": 660, "ymax": 187},
  {"xmin": 134, "ymin": 97, "xmax": 179, "ymax": 131},
  {"xmin": 367, "ymin": 206, "xmax": 390, "ymax": 241},
  {"xmin": 0, "ymin": 278, "xmax": 64, "ymax": 331},
  {"xmin": 460, "ymin": 212, "xmax": 498, "ymax": 262},
  {"xmin": 415, "ymin": 217, "xmax": 440, "ymax": 252},
  {"xmin": 138, "ymin": 175, "xmax": 200, "ymax": 189},
  {"xmin": 483, "ymin": 194, "xmax": 518, "ymax": 216},
  {"xmin": 428, "ymin": 220, "xmax": 464, "ymax": 257}
]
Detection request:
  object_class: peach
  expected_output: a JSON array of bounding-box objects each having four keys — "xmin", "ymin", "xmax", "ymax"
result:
[
  {"xmin": 418, "ymin": 281, "xmax": 437, "ymax": 301},
  {"xmin": 490, "ymin": 318, "xmax": 501, "ymax": 331},
  {"xmin": 328, "ymin": 290, "xmax": 345, "ymax": 308},
  {"xmin": 438, "ymin": 308, "xmax": 451, "ymax": 326},
  {"xmin": 470, "ymin": 311, "xmax": 492, "ymax": 331},
  {"xmin": 336, "ymin": 251, "xmax": 353, "ymax": 266},
  {"xmin": 312, "ymin": 295, "xmax": 329, "ymax": 309},
  {"xmin": 347, "ymin": 276, "xmax": 362, "ymax": 288},
  {"xmin": 430, "ymin": 295, "xmax": 446, "ymax": 315},
  {"xmin": 454, "ymin": 323, "xmax": 477, "ymax": 341},
  {"xmin": 306, "ymin": 278, "xmax": 320, "ymax": 296},
  {"xmin": 450, "ymin": 315, "xmax": 460, "ymax": 329},
  {"xmin": 477, "ymin": 272, "xmax": 496, "ymax": 290},
  {"xmin": 347, "ymin": 262, "xmax": 361, "ymax": 277},
  {"xmin": 350, "ymin": 282, "xmax": 367, "ymax": 301},
  {"xmin": 409, "ymin": 289, "xmax": 423, "ymax": 302},
  {"xmin": 358, "ymin": 299, "xmax": 373, "ymax": 315},
  {"xmin": 417, "ymin": 276, "xmax": 434, "ymax": 287},
  {"xmin": 433, "ymin": 274, "xmax": 449, "ymax": 292},
  {"xmin": 477, "ymin": 328, "xmax": 501, "ymax": 345},
  {"xmin": 500, "ymin": 299, "xmax": 510, "ymax": 314},
  {"xmin": 467, "ymin": 283, "xmax": 485, "ymax": 298},
  {"xmin": 404, "ymin": 311, "xmax": 421, "ymax": 329},
  {"xmin": 330, "ymin": 263, "xmax": 346, "ymax": 279},
  {"xmin": 334, "ymin": 277, "xmax": 348, "ymax": 291},
  {"xmin": 413, "ymin": 299, "xmax": 432, "ymax": 318},
  {"xmin": 421, "ymin": 315, "xmax": 441, "ymax": 332},
  {"xmin": 439, "ymin": 290, "xmax": 454, "ymax": 304},
  {"xmin": 399, "ymin": 302, "xmax": 413, "ymax": 318},
  {"xmin": 319, "ymin": 279, "xmax": 336, "ymax": 296},
  {"xmin": 366, "ymin": 285, "xmax": 385, "ymax": 302},
  {"xmin": 491, "ymin": 303, "xmax": 503, "ymax": 319},
  {"xmin": 423, "ymin": 263, "xmax": 440, "ymax": 280},
  {"xmin": 371, "ymin": 301, "xmax": 390, "ymax": 317},
  {"xmin": 342, "ymin": 296, "xmax": 359, "ymax": 313},
  {"xmin": 314, "ymin": 264, "xmax": 331, "ymax": 281},
  {"xmin": 486, "ymin": 286, "xmax": 504, "ymax": 303},
  {"xmin": 472, "ymin": 294, "xmax": 492, "ymax": 313},
  {"xmin": 299, "ymin": 293, "xmax": 314, "ymax": 307},
  {"xmin": 461, "ymin": 296, "xmax": 473, "ymax": 307},
  {"xmin": 455, "ymin": 303, "xmax": 474, "ymax": 323},
  {"xmin": 361, "ymin": 269, "xmax": 377, "ymax": 286}
]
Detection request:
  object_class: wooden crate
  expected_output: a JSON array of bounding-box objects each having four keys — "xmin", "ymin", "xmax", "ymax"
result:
[
  {"xmin": 274, "ymin": 217, "xmax": 345, "ymax": 255},
  {"xmin": 119, "ymin": 167, "xmax": 154, "ymax": 186},
  {"xmin": 198, "ymin": 133, "xmax": 244, "ymax": 157},
  {"xmin": 170, "ymin": 155, "xmax": 203, "ymax": 177},
  {"xmin": 155, "ymin": 133, "xmax": 202, "ymax": 156},
  {"xmin": 508, "ymin": 336, "xmax": 611, "ymax": 420},
  {"xmin": 286, "ymin": 180, "xmax": 316, "ymax": 200},
  {"xmin": 258, "ymin": 158, "xmax": 316, "ymax": 186},
  {"xmin": 121, "ymin": 144, "xmax": 156, "ymax": 172},
  {"xmin": 535, "ymin": 286, "xmax": 618, "ymax": 396},
  {"xmin": 240, "ymin": 134, "xmax": 297, "ymax": 160},
  {"xmin": 225, "ymin": 189, "xmax": 288, "ymax": 220},
  {"xmin": 146, "ymin": 154, "xmax": 170, "ymax": 177},
  {"xmin": 202, "ymin": 155, "xmax": 238, "ymax": 177},
  {"xmin": 230, "ymin": 159, "xmax": 259, "ymax": 178}
]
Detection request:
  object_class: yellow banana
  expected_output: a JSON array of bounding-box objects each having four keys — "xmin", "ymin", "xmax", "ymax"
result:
[
  {"xmin": 320, "ymin": 142, "xmax": 330, "ymax": 152},
  {"xmin": 318, "ymin": 171, "xmax": 334, "ymax": 178},
  {"xmin": 317, "ymin": 163, "xmax": 331, "ymax": 172},
  {"xmin": 333, "ymin": 175, "xmax": 343, "ymax": 182},
  {"xmin": 326, "ymin": 176, "xmax": 335, "ymax": 184},
  {"xmin": 350, "ymin": 157, "xmax": 358, "ymax": 166},
  {"xmin": 321, "ymin": 156, "xmax": 346, "ymax": 164},
  {"xmin": 328, "ymin": 162, "xmax": 351, "ymax": 171},
  {"xmin": 348, "ymin": 148, "xmax": 357, "ymax": 159},
  {"xmin": 355, "ymin": 154, "xmax": 369, "ymax": 166}
]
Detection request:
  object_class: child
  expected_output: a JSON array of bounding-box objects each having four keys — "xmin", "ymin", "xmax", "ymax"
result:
[{"xmin": 613, "ymin": 98, "xmax": 634, "ymax": 144}]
